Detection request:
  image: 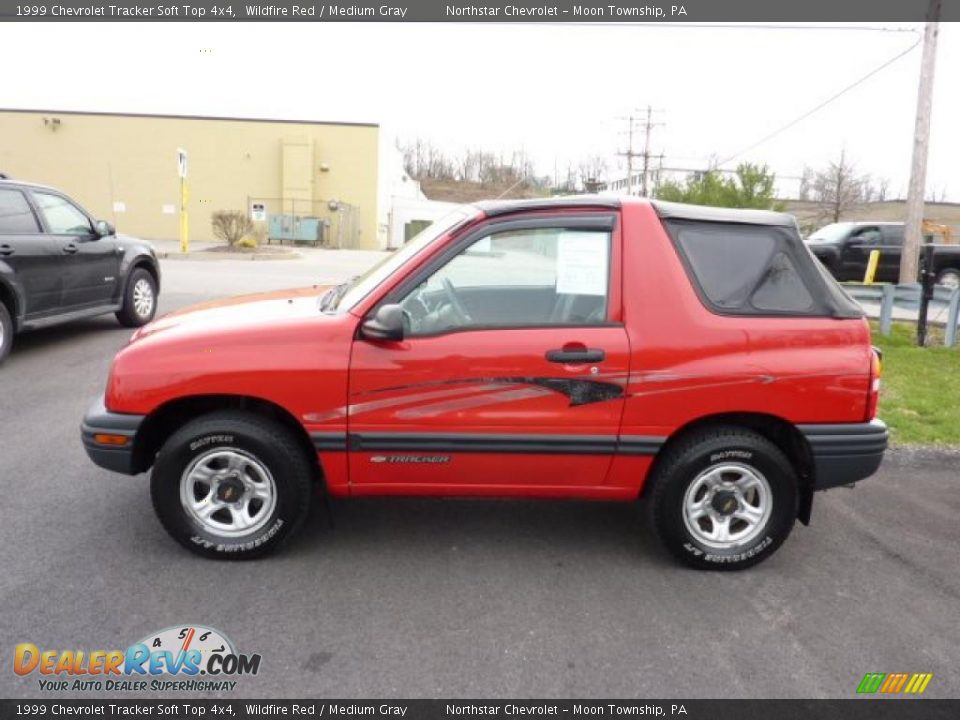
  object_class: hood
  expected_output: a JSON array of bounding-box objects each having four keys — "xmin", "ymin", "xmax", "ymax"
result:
[{"xmin": 130, "ymin": 285, "xmax": 332, "ymax": 343}]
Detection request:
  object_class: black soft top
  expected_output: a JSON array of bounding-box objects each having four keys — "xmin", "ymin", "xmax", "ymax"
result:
[
  {"xmin": 474, "ymin": 195, "xmax": 621, "ymax": 217},
  {"xmin": 651, "ymin": 199, "xmax": 796, "ymax": 228},
  {"xmin": 657, "ymin": 205, "xmax": 863, "ymax": 320}
]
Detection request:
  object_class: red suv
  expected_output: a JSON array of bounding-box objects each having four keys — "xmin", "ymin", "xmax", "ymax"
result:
[{"xmin": 82, "ymin": 197, "xmax": 886, "ymax": 569}]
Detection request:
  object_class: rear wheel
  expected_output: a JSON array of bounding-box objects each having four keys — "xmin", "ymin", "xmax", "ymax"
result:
[
  {"xmin": 150, "ymin": 411, "xmax": 314, "ymax": 559},
  {"xmin": 0, "ymin": 301, "xmax": 12, "ymax": 364},
  {"xmin": 116, "ymin": 268, "xmax": 157, "ymax": 327},
  {"xmin": 646, "ymin": 427, "xmax": 798, "ymax": 570}
]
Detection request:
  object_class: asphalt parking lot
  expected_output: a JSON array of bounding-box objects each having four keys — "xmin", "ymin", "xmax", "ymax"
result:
[{"xmin": 1, "ymin": 252, "xmax": 958, "ymax": 699}]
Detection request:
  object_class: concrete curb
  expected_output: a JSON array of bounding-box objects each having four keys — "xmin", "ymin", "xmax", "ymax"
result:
[{"xmin": 158, "ymin": 250, "xmax": 302, "ymax": 261}]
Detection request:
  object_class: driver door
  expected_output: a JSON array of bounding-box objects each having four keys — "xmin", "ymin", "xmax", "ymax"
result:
[
  {"xmin": 30, "ymin": 190, "xmax": 120, "ymax": 309},
  {"xmin": 841, "ymin": 226, "xmax": 880, "ymax": 281},
  {"xmin": 347, "ymin": 213, "xmax": 630, "ymax": 494}
]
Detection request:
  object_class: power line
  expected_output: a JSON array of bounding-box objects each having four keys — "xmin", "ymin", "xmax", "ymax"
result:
[{"xmin": 718, "ymin": 34, "xmax": 923, "ymax": 166}]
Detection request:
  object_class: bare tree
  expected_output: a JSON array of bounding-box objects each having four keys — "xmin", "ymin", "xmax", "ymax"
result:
[
  {"xmin": 578, "ymin": 155, "xmax": 608, "ymax": 192},
  {"xmin": 399, "ymin": 138, "xmax": 455, "ymax": 181},
  {"xmin": 877, "ymin": 177, "xmax": 890, "ymax": 202},
  {"xmin": 798, "ymin": 166, "xmax": 814, "ymax": 202},
  {"xmin": 810, "ymin": 149, "xmax": 875, "ymax": 223}
]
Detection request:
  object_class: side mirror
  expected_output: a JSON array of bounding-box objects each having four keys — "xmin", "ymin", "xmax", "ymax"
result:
[
  {"xmin": 95, "ymin": 220, "xmax": 115, "ymax": 237},
  {"xmin": 360, "ymin": 304, "xmax": 405, "ymax": 341}
]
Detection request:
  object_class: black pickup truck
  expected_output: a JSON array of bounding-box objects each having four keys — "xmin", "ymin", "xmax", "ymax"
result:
[
  {"xmin": 805, "ymin": 222, "xmax": 960, "ymax": 289},
  {"xmin": 0, "ymin": 179, "xmax": 161, "ymax": 363}
]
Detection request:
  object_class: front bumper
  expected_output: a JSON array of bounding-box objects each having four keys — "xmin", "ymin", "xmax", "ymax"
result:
[
  {"xmin": 80, "ymin": 397, "xmax": 145, "ymax": 475},
  {"xmin": 799, "ymin": 419, "xmax": 888, "ymax": 490}
]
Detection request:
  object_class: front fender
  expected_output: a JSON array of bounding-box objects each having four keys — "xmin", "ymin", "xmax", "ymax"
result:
[{"xmin": 118, "ymin": 248, "xmax": 161, "ymax": 298}]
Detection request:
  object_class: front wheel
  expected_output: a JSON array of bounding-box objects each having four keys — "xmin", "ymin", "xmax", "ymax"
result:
[
  {"xmin": 116, "ymin": 268, "xmax": 158, "ymax": 327},
  {"xmin": 150, "ymin": 411, "xmax": 314, "ymax": 559},
  {"xmin": 646, "ymin": 427, "xmax": 798, "ymax": 570}
]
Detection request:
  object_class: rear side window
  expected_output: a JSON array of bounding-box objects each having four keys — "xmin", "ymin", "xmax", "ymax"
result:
[
  {"xmin": 0, "ymin": 189, "xmax": 40, "ymax": 233},
  {"xmin": 881, "ymin": 225, "xmax": 904, "ymax": 245},
  {"xmin": 667, "ymin": 221, "xmax": 819, "ymax": 315}
]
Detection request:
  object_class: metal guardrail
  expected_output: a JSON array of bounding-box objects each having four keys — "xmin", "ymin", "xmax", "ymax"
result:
[{"xmin": 843, "ymin": 283, "xmax": 960, "ymax": 347}]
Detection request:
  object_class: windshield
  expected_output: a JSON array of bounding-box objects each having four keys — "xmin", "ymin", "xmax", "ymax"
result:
[
  {"xmin": 333, "ymin": 207, "xmax": 475, "ymax": 312},
  {"xmin": 807, "ymin": 223, "xmax": 853, "ymax": 243}
]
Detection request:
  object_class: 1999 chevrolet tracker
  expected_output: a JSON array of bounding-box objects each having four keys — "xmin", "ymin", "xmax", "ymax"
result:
[{"xmin": 82, "ymin": 197, "xmax": 887, "ymax": 569}]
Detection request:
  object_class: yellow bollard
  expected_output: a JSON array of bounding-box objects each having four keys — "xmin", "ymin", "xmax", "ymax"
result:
[
  {"xmin": 179, "ymin": 178, "xmax": 189, "ymax": 254},
  {"xmin": 864, "ymin": 249, "xmax": 880, "ymax": 284}
]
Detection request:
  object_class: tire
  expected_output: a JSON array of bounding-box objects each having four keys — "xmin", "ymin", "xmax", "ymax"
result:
[
  {"xmin": 0, "ymin": 301, "xmax": 12, "ymax": 364},
  {"xmin": 116, "ymin": 267, "xmax": 157, "ymax": 327},
  {"xmin": 646, "ymin": 427, "xmax": 798, "ymax": 571},
  {"xmin": 150, "ymin": 411, "xmax": 314, "ymax": 559},
  {"xmin": 936, "ymin": 267, "xmax": 960, "ymax": 290}
]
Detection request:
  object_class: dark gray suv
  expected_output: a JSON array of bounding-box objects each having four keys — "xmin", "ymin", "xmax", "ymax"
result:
[{"xmin": 0, "ymin": 179, "xmax": 161, "ymax": 362}]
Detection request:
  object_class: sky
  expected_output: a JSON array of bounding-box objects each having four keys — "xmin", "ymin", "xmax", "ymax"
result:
[{"xmin": 3, "ymin": 21, "xmax": 958, "ymax": 200}]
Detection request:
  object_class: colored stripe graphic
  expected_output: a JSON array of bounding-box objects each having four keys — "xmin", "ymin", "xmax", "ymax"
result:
[
  {"xmin": 857, "ymin": 673, "xmax": 885, "ymax": 694},
  {"xmin": 857, "ymin": 672, "xmax": 932, "ymax": 694}
]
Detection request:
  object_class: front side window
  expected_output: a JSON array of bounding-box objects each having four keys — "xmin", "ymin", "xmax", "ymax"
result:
[
  {"xmin": 0, "ymin": 189, "xmax": 40, "ymax": 233},
  {"xmin": 851, "ymin": 227, "xmax": 882, "ymax": 245},
  {"xmin": 334, "ymin": 208, "xmax": 474, "ymax": 312},
  {"xmin": 399, "ymin": 226, "xmax": 611, "ymax": 336},
  {"xmin": 32, "ymin": 192, "xmax": 93, "ymax": 235}
]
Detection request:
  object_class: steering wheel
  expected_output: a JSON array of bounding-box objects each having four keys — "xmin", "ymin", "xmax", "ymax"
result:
[{"xmin": 441, "ymin": 278, "xmax": 472, "ymax": 324}]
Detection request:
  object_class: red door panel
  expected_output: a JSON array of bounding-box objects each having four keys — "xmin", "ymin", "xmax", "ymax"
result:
[{"xmin": 347, "ymin": 326, "xmax": 630, "ymax": 493}]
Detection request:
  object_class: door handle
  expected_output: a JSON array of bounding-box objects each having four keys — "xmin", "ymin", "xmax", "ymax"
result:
[
  {"xmin": 63, "ymin": 243, "xmax": 78, "ymax": 254},
  {"xmin": 0, "ymin": 244, "xmax": 13, "ymax": 257},
  {"xmin": 546, "ymin": 348, "xmax": 605, "ymax": 364}
]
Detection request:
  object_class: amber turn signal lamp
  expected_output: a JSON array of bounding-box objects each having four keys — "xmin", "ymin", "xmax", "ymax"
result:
[{"xmin": 94, "ymin": 434, "xmax": 130, "ymax": 446}]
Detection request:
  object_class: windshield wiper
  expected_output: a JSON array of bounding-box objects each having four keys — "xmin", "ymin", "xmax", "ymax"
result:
[
  {"xmin": 319, "ymin": 278, "xmax": 357, "ymax": 312},
  {"xmin": 319, "ymin": 282, "xmax": 348, "ymax": 312}
]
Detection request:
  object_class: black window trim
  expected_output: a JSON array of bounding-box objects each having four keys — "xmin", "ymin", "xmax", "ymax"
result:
[
  {"xmin": 377, "ymin": 213, "xmax": 620, "ymax": 338},
  {"xmin": 664, "ymin": 217, "xmax": 863, "ymax": 319},
  {"xmin": 0, "ymin": 187, "xmax": 43, "ymax": 235}
]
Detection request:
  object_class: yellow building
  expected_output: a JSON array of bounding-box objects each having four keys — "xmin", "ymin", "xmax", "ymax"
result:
[{"xmin": 0, "ymin": 109, "xmax": 380, "ymax": 249}]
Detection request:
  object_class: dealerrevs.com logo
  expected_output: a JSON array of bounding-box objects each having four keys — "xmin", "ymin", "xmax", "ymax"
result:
[{"xmin": 14, "ymin": 625, "xmax": 260, "ymax": 692}]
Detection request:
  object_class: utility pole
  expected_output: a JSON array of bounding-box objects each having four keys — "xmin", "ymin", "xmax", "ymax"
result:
[
  {"xmin": 641, "ymin": 106, "xmax": 654, "ymax": 197},
  {"xmin": 899, "ymin": 1, "xmax": 940, "ymax": 284},
  {"xmin": 617, "ymin": 106, "xmax": 663, "ymax": 197}
]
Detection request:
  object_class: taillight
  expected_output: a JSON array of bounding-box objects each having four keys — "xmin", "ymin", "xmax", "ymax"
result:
[{"xmin": 866, "ymin": 346, "xmax": 882, "ymax": 420}]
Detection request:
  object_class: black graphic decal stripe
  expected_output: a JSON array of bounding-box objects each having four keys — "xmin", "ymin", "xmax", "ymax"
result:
[{"xmin": 356, "ymin": 376, "xmax": 625, "ymax": 407}]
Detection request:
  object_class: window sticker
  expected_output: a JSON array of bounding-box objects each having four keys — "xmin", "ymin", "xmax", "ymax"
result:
[{"xmin": 556, "ymin": 231, "xmax": 608, "ymax": 296}]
